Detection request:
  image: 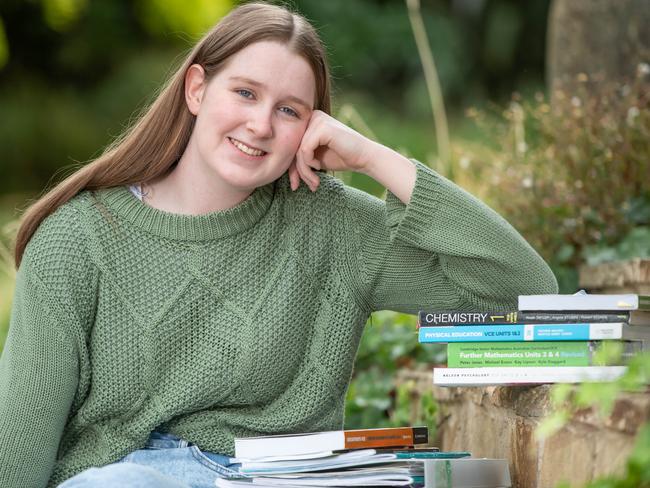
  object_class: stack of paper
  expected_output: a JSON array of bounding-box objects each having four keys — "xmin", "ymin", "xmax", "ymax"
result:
[
  {"xmin": 216, "ymin": 450, "xmax": 512, "ymax": 487},
  {"xmin": 223, "ymin": 449, "xmax": 430, "ymax": 487},
  {"xmin": 222, "ymin": 427, "xmax": 510, "ymax": 487}
]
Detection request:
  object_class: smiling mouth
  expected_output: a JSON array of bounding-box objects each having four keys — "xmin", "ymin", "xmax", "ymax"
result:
[{"xmin": 228, "ymin": 137, "xmax": 267, "ymax": 157}]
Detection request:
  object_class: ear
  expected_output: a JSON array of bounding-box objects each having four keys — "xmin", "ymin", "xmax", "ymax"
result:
[{"xmin": 185, "ymin": 64, "xmax": 207, "ymax": 116}]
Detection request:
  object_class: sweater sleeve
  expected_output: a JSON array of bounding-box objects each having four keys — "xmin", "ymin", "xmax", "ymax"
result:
[
  {"xmin": 0, "ymin": 202, "xmax": 96, "ymax": 487},
  {"xmin": 342, "ymin": 160, "xmax": 558, "ymax": 313}
]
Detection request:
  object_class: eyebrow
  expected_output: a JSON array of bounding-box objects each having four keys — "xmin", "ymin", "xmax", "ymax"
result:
[{"xmin": 228, "ymin": 76, "xmax": 313, "ymax": 110}]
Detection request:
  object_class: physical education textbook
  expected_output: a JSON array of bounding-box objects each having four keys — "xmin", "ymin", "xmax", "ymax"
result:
[
  {"xmin": 234, "ymin": 426, "xmax": 428, "ymax": 459},
  {"xmin": 518, "ymin": 293, "xmax": 650, "ymax": 311},
  {"xmin": 446, "ymin": 341, "xmax": 642, "ymax": 368},
  {"xmin": 418, "ymin": 310, "xmax": 633, "ymax": 326},
  {"xmin": 418, "ymin": 323, "xmax": 650, "ymax": 343},
  {"xmin": 433, "ymin": 365, "xmax": 627, "ymax": 386}
]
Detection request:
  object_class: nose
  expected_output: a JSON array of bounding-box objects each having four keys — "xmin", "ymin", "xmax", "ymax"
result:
[{"xmin": 246, "ymin": 106, "xmax": 273, "ymax": 139}]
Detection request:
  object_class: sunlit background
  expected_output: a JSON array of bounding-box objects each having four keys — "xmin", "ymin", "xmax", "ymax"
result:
[{"xmin": 0, "ymin": 0, "xmax": 549, "ymax": 195}]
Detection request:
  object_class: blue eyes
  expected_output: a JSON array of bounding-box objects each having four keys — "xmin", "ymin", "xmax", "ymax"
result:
[
  {"xmin": 280, "ymin": 107, "xmax": 299, "ymax": 118},
  {"xmin": 236, "ymin": 89, "xmax": 254, "ymax": 99},
  {"xmin": 235, "ymin": 89, "xmax": 299, "ymax": 118}
]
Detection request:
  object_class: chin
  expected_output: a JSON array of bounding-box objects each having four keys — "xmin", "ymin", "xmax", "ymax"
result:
[
  {"xmin": 217, "ymin": 168, "xmax": 268, "ymax": 192},
  {"xmin": 220, "ymin": 164, "xmax": 287, "ymax": 191}
]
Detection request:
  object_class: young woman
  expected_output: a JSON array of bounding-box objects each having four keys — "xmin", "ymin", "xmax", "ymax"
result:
[{"xmin": 0, "ymin": 3, "xmax": 558, "ymax": 487}]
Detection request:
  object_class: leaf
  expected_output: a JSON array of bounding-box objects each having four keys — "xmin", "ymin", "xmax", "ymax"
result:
[
  {"xmin": 535, "ymin": 410, "xmax": 570, "ymax": 440},
  {"xmin": 556, "ymin": 243, "xmax": 575, "ymax": 263},
  {"xmin": 593, "ymin": 341, "xmax": 624, "ymax": 366},
  {"xmin": 625, "ymin": 194, "xmax": 650, "ymax": 225},
  {"xmin": 620, "ymin": 422, "xmax": 650, "ymax": 487},
  {"xmin": 574, "ymin": 382, "xmax": 619, "ymax": 416},
  {"xmin": 136, "ymin": 0, "xmax": 232, "ymax": 38},
  {"xmin": 617, "ymin": 227, "xmax": 650, "ymax": 259},
  {"xmin": 550, "ymin": 383, "xmax": 573, "ymax": 407},
  {"xmin": 41, "ymin": 0, "xmax": 89, "ymax": 32}
]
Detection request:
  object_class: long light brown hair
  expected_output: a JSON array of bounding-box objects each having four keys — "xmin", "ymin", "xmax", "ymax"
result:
[{"xmin": 15, "ymin": 2, "xmax": 331, "ymax": 267}]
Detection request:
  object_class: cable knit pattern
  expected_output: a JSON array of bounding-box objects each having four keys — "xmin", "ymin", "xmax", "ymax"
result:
[{"xmin": 0, "ymin": 161, "xmax": 557, "ymax": 487}]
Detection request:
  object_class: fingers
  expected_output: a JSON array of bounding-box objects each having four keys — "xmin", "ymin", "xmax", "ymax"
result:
[
  {"xmin": 288, "ymin": 159, "xmax": 300, "ymax": 191},
  {"xmin": 296, "ymin": 147, "xmax": 320, "ymax": 192},
  {"xmin": 293, "ymin": 111, "xmax": 326, "ymax": 192}
]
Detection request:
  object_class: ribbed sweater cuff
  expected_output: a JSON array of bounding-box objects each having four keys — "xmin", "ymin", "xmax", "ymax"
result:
[{"xmin": 385, "ymin": 160, "xmax": 445, "ymax": 245}]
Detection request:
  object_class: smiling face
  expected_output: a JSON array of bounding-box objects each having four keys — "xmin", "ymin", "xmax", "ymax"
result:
[{"xmin": 182, "ymin": 41, "xmax": 316, "ymax": 196}]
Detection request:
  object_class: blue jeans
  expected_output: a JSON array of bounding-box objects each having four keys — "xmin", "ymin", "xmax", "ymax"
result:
[{"xmin": 58, "ymin": 431, "xmax": 242, "ymax": 488}]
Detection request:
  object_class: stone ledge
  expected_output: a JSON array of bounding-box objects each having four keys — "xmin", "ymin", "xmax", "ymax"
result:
[
  {"xmin": 395, "ymin": 369, "xmax": 650, "ymax": 488},
  {"xmin": 399, "ymin": 258, "xmax": 650, "ymax": 485},
  {"xmin": 579, "ymin": 258, "xmax": 650, "ymax": 294}
]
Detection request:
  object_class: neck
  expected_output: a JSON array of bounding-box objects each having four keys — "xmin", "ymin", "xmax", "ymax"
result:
[{"xmin": 144, "ymin": 149, "xmax": 253, "ymax": 215}]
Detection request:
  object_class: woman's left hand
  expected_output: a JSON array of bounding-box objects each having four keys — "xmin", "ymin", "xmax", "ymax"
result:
[{"xmin": 288, "ymin": 110, "xmax": 378, "ymax": 192}]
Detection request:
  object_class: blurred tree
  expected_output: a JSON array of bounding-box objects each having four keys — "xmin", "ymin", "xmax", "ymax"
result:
[
  {"xmin": 0, "ymin": 0, "xmax": 230, "ymax": 195},
  {"xmin": 0, "ymin": 17, "xmax": 8, "ymax": 69},
  {"xmin": 0, "ymin": 0, "xmax": 551, "ymax": 196},
  {"xmin": 136, "ymin": 0, "xmax": 231, "ymax": 38},
  {"xmin": 299, "ymin": 0, "xmax": 550, "ymax": 110},
  {"xmin": 41, "ymin": 0, "xmax": 89, "ymax": 32},
  {"xmin": 547, "ymin": 0, "xmax": 650, "ymax": 103}
]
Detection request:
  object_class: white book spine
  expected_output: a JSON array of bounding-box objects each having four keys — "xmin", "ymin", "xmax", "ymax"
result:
[
  {"xmin": 424, "ymin": 458, "xmax": 511, "ymax": 487},
  {"xmin": 235, "ymin": 431, "xmax": 344, "ymax": 459},
  {"xmin": 518, "ymin": 294, "xmax": 639, "ymax": 311},
  {"xmin": 433, "ymin": 366, "xmax": 627, "ymax": 386},
  {"xmin": 589, "ymin": 323, "xmax": 624, "ymax": 339}
]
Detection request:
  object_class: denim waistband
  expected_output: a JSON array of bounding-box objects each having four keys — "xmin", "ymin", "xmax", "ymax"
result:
[{"xmin": 145, "ymin": 431, "xmax": 190, "ymax": 449}]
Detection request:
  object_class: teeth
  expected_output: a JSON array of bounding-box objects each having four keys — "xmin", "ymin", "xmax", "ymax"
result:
[{"xmin": 230, "ymin": 138, "xmax": 265, "ymax": 156}]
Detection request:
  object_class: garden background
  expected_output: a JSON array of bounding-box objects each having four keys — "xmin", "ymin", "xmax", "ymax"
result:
[{"xmin": 0, "ymin": 1, "xmax": 649, "ymax": 486}]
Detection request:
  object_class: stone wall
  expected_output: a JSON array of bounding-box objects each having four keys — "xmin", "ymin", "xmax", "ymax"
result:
[
  {"xmin": 397, "ymin": 369, "xmax": 649, "ymax": 487},
  {"xmin": 399, "ymin": 259, "xmax": 650, "ymax": 487},
  {"xmin": 579, "ymin": 258, "xmax": 650, "ymax": 295}
]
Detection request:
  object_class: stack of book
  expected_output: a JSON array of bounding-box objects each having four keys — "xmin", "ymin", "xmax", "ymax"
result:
[
  {"xmin": 418, "ymin": 293, "xmax": 650, "ymax": 386},
  {"xmin": 216, "ymin": 426, "xmax": 512, "ymax": 487}
]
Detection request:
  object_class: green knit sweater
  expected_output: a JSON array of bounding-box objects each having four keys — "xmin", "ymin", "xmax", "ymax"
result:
[{"xmin": 0, "ymin": 162, "xmax": 557, "ymax": 487}]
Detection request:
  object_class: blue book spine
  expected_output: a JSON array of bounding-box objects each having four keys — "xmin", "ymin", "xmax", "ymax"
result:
[
  {"xmin": 418, "ymin": 323, "xmax": 624, "ymax": 342},
  {"xmin": 395, "ymin": 451, "xmax": 471, "ymax": 459}
]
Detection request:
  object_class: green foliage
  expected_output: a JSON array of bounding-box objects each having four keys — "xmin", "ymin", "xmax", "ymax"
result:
[
  {"xmin": 0, "ymin": 277, "xmax": 12, "ymax": 351},
  {"xmin": 136, "ymin": 0, "xmax": 232, "ymax": 38},
  {"xmin": 535, "ymin": 409, "xmax": 570, "ymax": 440},
  {"xmin": 344, "ymin": 311, "xmax": 444, "ymax": 434},
  {"xmin": 592, "ymin": 341, "xmax": 625, "ymax": 367},
  {"xmin": 538, "ymin": 347, "xmax": 648, "ymax": 440},
  {"xmin": 0, "ymin": 16, "xmax": 8, "ymax": 69},
  {"xmin": 0, "ymin": 0, "xmax": 234, "ymax": 193},
  {"xmin": 535, "ymin": 350, "xmax": 650, "ymax": 488},
  {"xmin": 483, "ymin": 1, "xmax": 522, "ymax": 71},
  {"xmin": 41, "ymin": 0, "xmax": 88, "ymax": 32},
  {"xmin": 583, "ymin": 226, "xmax": 650, "ymax": 267},
  {"xmin": 299, "ymin": 0, "xmax": 550, "ymax": 109},
  {"xmin": 0, "ymin": 195, "xmax": 21, "ymax": 352},
  {"xmin": 0, "ymin": 48, "xmax": 183, "ymax": 192},
  {"xmin": 460, "ymin": 69, "xmax": 650, "ymax": 292},
  {"xmin": 0, "ymin": 0, "xmax": 552, "ymax": 195},
  {"xmin": 557, "ymin": 421, "xmax": 650, "ymax": 488}
]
